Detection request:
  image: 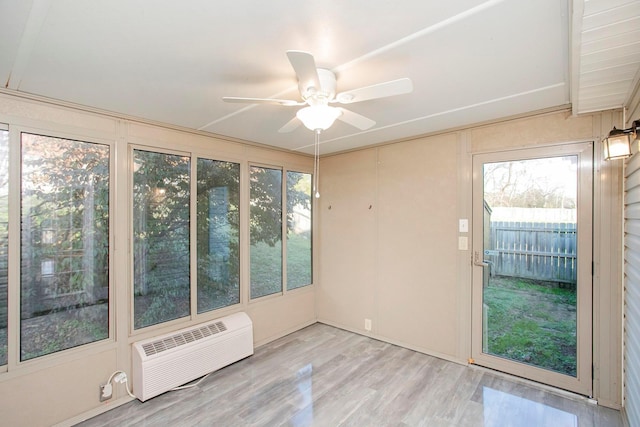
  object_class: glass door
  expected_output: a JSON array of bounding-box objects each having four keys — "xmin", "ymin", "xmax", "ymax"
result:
[{"xmin": 471, "ymin": 142, "xmax": 593, "ymax": 396}]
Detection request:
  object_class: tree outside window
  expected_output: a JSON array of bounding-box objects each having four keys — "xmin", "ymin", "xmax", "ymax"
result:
[
  {"xmin": 133, "ymin": 149, "xmax": 190, "ymax": 329},
  {"xmin": 249, "ymin": 166, "xmax": 283, "ymax": 299},
  {"xmin": 197, "ymin": 158, "xmax": 240, "ymax": 313}
]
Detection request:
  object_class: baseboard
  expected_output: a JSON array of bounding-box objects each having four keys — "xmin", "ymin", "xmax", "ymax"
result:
[
  {"xmin": 253, "ymin": 319, "xmax": 317, "ymax": 348},
  {"xmin": 54, "ymin": 396, "xmax": 134, "ymax": 427},
  {"xmin": 315, "ymin": 318, "xmax": 467, "ymax": 366}
]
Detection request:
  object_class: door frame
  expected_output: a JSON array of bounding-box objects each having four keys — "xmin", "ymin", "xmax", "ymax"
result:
[{"xmin": 471, "ymin": 142, "xmax": 593, "ymax": 396}]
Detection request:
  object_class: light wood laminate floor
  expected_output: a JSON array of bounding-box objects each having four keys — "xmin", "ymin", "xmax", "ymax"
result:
[{"xmin": 77, "ymin": 323, "xmax": 623, "ymax": 427}]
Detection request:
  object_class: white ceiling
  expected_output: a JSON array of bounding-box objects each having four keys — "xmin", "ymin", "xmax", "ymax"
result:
[{"xmin": 1, "ymin": 0, "xmax": 639, "ymax": 155}]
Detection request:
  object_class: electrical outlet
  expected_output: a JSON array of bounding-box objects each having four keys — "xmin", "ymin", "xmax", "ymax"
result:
[
  {"xmin": 99, "ymin": 383, "xmax": 112, "ymax": 402},
  {"xmin": 364, "ymin": 318, "xmax": 372, "ymax": 331}
]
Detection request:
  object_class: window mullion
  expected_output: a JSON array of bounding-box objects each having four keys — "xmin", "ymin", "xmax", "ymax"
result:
[
  {"xmin": 6, "ymin": 126, "xmax": 20, "ymax": 369},
  {"xmin": 282, "ymin": 168, "xmax": 288, "ymax": 295},
  {"xmin": 190, "ymin": 155, "xmax": 197, "ymax": 319}
]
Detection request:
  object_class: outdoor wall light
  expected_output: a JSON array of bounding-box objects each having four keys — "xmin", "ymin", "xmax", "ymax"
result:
[{"xmin": 603, "ymin": 120, "xmax": 640, "ymax": 161}]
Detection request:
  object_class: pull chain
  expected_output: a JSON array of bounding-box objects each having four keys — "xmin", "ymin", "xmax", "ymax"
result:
[{"xmin": 314, "ymin": 129, "xmax": 321, "ymax": 198}]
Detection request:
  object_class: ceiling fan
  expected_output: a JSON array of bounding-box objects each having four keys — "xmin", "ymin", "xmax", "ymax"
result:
[{"xmin": 222, "ymin": 51, "xmax": 413, "ymax": 133}]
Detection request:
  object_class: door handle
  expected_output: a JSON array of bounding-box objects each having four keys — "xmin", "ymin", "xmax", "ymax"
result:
[{"xmin": 473, "ymin": 250, "xmax": 489, "ymax": 267}]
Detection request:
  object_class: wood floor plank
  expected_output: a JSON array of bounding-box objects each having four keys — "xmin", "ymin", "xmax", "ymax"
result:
[{"xmin": 76, "ymin": 323, "xmax": 623, "ymax": 427}]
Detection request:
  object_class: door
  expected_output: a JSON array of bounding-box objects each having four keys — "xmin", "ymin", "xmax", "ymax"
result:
[{"xmin": 471, "ymin": 142, "xmax": 593, "ymax": 396}]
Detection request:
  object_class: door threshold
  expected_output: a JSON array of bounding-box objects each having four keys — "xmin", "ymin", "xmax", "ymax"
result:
[{"xmin": 468, "ymin": 363, "xmax": 596, "ymax": 405}]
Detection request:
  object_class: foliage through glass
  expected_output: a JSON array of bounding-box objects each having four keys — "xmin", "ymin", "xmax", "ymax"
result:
[
  {"xmin": 250, "ymin": 166, "xmax": 283, "ymax": 299},
  {"xmin": 286, "ymin": 171, "xmax": 312, "ymax": 290},
  {"xmin": 133, "ymin": 149, "xmax": 190, "ymax": 329},
  {"xmin": 20, "ymin": 133, "xmax": 110, "ymax": 360},
  {"xmin": 0, "ymin": 130, "xmax": 7, "ymax": 364},
  {"xmin": 197, "ymin": 158, "xmax": 240, "ymax": 313}
]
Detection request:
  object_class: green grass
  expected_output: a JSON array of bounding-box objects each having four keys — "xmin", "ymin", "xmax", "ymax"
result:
[
  {"xmin": 484, "ymin": 277, "xmax": 577, "ymax": 376},
  {"xmin": 250, "ymin": 233, "xmax": 311, "ymax": 298},
  {"xmin": 286, "ymin": 232, "xmax": 312, "ymax": 290},
  {"xmin": 250, "ymin": 240, "xmax": 282, "ymax": 298}
]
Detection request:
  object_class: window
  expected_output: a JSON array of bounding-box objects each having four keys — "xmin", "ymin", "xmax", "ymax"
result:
[
  {"xmin": 0, "ymin": 129, "xmax": 7, "ymax": 365},
  {"xmin": 286, "ymin": 171, "xmax": 312, "ymax": 290},
  {"xmin": 133, "ymin": 149, "xmax": 190, "ymax": 329},
  {"xmin": 250, "ymin": 166, "xmax": 283, "ymax": 299},
  {"xmin": 197, "ymin": 158, "xmax": 240, "ymax": 313},
  {"xmin": 20, "ymin": 133, "xmax": 110, "ymax": 361}
]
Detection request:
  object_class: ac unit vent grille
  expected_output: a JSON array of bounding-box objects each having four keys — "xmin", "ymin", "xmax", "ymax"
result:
[{"xmin": 142, "ymin": 321, "xmax": 227, "ymax": 357}]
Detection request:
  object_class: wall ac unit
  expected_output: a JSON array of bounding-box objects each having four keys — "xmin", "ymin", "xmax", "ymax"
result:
[{"xmin": 132, "ymin": 312, "xmax": 253, "ymax": 401}]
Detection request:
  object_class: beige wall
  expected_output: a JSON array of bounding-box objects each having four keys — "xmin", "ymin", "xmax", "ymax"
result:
[
  {"xmin": 376, "ymin": 134, "xmax": 459, "ymax": 356},
  {"xmin": 0, "ymin": 93, "xmax": 316, "ymax": 427},
  {"xmin": 317, "ymin": 109, "xmax": 623, "ymax": 407}
]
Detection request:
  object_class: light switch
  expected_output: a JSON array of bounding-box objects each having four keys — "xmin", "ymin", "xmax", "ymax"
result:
[
  {"xmin": 458, "ymin": 236, "xmax": 468, "ymax": 250},
  {"xmin": 459, "ymin": 219, "xmax": 469, "ymax": 233}
]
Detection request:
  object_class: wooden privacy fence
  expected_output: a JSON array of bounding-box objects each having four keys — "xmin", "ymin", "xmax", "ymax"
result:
[{"xmin": 486, "ymin": 221, "xmax": 577, "ymax": 283}]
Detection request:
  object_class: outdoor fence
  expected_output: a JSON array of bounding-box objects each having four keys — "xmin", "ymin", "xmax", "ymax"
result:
[{"xmin": 486, "ymin": 221, "xmax": 577, "ymax": 284}]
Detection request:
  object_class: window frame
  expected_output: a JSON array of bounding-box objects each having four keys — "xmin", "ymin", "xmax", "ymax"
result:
[
  {"xmin": 0, "ymin": 115, "xmax": 314, "ymax": 376},
  {"xmin": 6, "ymin": 126, "xmax": 115, "ymax": 369},
  {"xmin": 285, "ymin": 169, "xmax": 313, "ymax": 292},
  {"xmin": 129, "ymin": 146, "xmax": 251, "ymax": 336},
  {"xmin": 125, "ymin": 146, "xmax": 315, "ymax": 335}
]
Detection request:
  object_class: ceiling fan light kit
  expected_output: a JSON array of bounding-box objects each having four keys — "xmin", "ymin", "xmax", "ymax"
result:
[{"xmin": 297, "ymin": 105, "xmax": 342, "ymax": 131}]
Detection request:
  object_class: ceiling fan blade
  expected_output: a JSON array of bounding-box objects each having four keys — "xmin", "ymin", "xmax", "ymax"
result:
[
  {"xmin": 278, "ymin": 116, "xmax": 301, "ymax": 133},
  {"xmin": 335, "ymin": 78, "xmax": 413, "ymax": 104},
  {"xmin": 222, "ymin": 96, "xmax": 302, "ymax": 106},
  {"xmin": 286, "ymin": 50, "xmax": 321, "ymax": 93},
  {"xmin": 337, "ymin": 108, "xmax": 376, "ymax": 130}
]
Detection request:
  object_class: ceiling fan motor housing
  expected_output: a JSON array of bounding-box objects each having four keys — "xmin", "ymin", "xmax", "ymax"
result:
[{"xmin": 301, "ymin": 68, "xmax": 336, "ymax": 106}]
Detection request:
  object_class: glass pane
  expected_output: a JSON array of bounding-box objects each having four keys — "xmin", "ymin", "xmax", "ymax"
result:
[
  {"xmin": 482, "ymin": 156, "xmax": 578, "ymax": 376},
  {"xmin": 0, "ymin": 129, "xmax": 7, "ymax": 365},
  {"xmin": 197, "ymin": 158, "xmax": 240, "ymax": 313},
  {"xmin": 250, "ymin": 166, "xmax": 282, "ymax": 299},
  {"xmin": 133, "ymin": 150, "xmax": 190, "ymax": 329},
  {"xmin": 286, "ymin": 171, "xmax": 312, "ymax": 290},
  {"xmin": 21, "ymin": 133, "xmax": 109, "ymax": 360}
]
